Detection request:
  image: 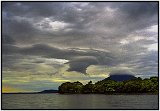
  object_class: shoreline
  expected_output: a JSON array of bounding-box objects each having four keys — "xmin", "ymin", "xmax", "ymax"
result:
[
  {"xmin": 58, "ymin": 93, "xmax": 158, "ymax": 95},
  {"xmin": 2, "ymin": 92, "xmax": 158, "ymax": 95}
]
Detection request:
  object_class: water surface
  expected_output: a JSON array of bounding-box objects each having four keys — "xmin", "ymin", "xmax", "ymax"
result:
[{"xmin": 2, "ymin": 94, "xmax": 158, "ymax": 109}]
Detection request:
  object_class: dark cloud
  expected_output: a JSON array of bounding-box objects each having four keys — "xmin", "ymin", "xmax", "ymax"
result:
[
  {"xmin": 2, "ymin": 2, "xmax": 60, "ymax": 17},
  {"xmin": 135, "ymin": 51, "xmax": 158, "ymax": 68},
  {"xmin": 2, "ymin": 54, "xmax": 19, "ymax": 69},
  {"xmin": 2, "ymin": 2, "xmax": 158, "ymax": 77},
  {"xmin": 2, "ymin": 17, "xmax": 40, "ymax": 43},
  {"xmin": 2, "ymin": 2, "xmax": 158, "ymax": 46},
  {"xmin": 3, "ymin": 43, "xmax": 117, "ymax": 73},
  {"xmin": 119, "ymin": 2, "xmax": 158, "ymax": 20},
  {"xmin": 67, "ymin": 56, "xmax": 99, "ymax": 74},
  {"xmin": 2, "ymin": 44, "xmax": 20, "ymax": 54},
  {"xmin": 136, "ymin": 39, "xmax": 157, "ymax": 45},
  {"xmin": 2, "ymin": 34, "xmax": 15, "ymax": 45},
  {"xmin": 110, "ymin": 70, "xmax": 134, "ymax": 76}
]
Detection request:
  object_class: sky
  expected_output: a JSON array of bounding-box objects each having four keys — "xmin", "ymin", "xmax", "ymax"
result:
[{"xmin": 2, "ymin": 2, "xmax": 158, "ymax": 92}]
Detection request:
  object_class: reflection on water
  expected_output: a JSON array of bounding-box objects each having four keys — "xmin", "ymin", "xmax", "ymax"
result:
[{"xmin": 2, "ymin": 94, "xmax": 158, "ymax": 109}]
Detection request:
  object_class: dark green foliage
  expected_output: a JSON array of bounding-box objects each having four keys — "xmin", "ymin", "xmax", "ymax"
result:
[
  {"xmin": 58, "ymin": 81, "xmax": 83, "ymax": 94},
  {"xmin": 58, "ymin": 76, "xmax": 158, "ymax": 94},
  {"xmin": 82, "ymin": 81, "xmax": 94, "ymax": 93}
]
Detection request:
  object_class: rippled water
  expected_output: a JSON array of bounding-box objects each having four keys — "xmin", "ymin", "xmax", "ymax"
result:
[{"xmin": 2, "ymin": 94, "xmax": 158, "ymax": 109}]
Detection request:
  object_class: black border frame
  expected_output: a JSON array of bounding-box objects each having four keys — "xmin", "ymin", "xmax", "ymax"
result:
[{"xmin": 1, "ymin": 1, "xmax": 159, "ymax": 110}]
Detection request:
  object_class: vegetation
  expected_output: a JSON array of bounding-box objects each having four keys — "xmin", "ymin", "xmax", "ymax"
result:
[
  {"xmin": 58, "ymin": 81, "xmax": 83, "ymax": 94},
  {"xmin": 58, "ymin": 76, "xmax": 158, "ymax": 94}
]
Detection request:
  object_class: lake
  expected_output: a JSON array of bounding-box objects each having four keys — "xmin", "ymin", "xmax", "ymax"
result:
[{"xmin": 2, "ymin": 94, "xmax": 158, "ymax": 109}]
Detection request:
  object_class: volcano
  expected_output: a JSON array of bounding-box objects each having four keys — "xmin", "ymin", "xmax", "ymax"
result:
[{"xmin": 108, "ymin": 73, "xmax": 136, "ymax": 81}]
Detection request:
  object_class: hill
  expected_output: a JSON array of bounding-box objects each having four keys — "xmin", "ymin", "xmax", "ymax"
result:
[{"xmin": 106, "ymin": 74, "xmax": 136, "ymax": 81}]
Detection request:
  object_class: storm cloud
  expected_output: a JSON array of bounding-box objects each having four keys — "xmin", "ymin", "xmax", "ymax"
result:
[
  {"xmin": 2, "ymin": 2, "xmax": 158, "ymax": 92},
  {"xmin": 2, "ymin": 43, "xmax": 116, "ymax": 73}
]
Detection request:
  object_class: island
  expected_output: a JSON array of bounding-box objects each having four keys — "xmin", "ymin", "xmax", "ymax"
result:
[
  {"xmin": 58, "ymin": 74, "xmax": 158, "ymax": 94},
  {"xmin": 39, "ymin": 90, "xmax": 58, "ymax": 93}
]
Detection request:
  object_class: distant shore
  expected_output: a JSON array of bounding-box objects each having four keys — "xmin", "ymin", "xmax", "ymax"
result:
[{"xmin": 58, "ymin": 92, "xmax": 159, "ymax": 95}]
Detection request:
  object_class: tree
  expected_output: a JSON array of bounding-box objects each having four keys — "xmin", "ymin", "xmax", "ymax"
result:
[
  {"xmin": 82, "ymin": 81, "xmax": 94, "ymax": 93},
  {"xmin": 58, "ymin": 76, "xmax": 158, "ymax": 94},
  {"xmin": 58, "ymin": 81, "xmax": 83, "ymax": 94},
  {"xmin": 73, "ymin": 81, "xmax": 83, "ymax": 93}
]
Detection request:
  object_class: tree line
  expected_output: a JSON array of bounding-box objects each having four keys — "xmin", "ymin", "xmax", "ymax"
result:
[{"xmin": 58, "ymin": 76, "xmax": 158, "ymax": 94}]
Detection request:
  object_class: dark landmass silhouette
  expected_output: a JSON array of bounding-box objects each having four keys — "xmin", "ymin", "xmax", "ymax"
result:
[
  {"xmin": 58, "ymin": 75, "xmax": 158, "ymax": 94},
  {"xmin": 107, "ymin": 74, "xmax": 136, "ymax": 81},
  {"xmin": 3, "ymin": 90, "xmax": 58, "ymax": 94},
  {"xmin": 39, "ymin": 90, "xmax": 58, "ymax": 93}
]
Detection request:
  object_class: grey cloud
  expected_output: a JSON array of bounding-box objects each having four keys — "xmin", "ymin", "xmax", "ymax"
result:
[
  {"xmin": 119, "ymin": 2, "xmax": 158, "ymax": 20},
  {"xmin": 2, "ymin": 55, "xmax": 20, "ymax": 70},
  {"xmin": 67, "ymin": 56, "xmax": 99, "ymax": 74},
  {"xmin": 136, "ymin": 51, "xmax": 158, "ymax": 66},
  {"xmin": 110, "ymin": 70, "xmax": 134, "ymax": 76},
  {"xmin": 31, "ymin": 60, "xmax": 44, "ymax": 64},
  {"xmin": 2, "ymin": 17, "xmax": 40, "ymax": 43},
  {"xmin": 2, "ymin": 39, "xmax": 157, "ymax": 75},
  {"xmin": 2, "ymin": 2, "xmax": 158, "ymax": 77},
  {"xmin": 125, "ymin": 51, "xmax": 158, "ymax": 77},
  {"xmin": 2, "ymin": 2, "xmax": 158, "ymax": 47},
  {"xmin": 2, "ymin": 44, "xmax": 20, "ymax": 54},
  {"xmin": 2, "ymin": 34, "xmax": 15, "ymax": 45},
  {"xmin": 3, "ymin": 43, "xmax": 116, "ymax": 74},
  {"xmin": 136, "ymin": 39, "xmax": 157, "ymax": 45},
  {"xmin": 3, "ymin": 2, "xmax": 61, "ymax": 17}
]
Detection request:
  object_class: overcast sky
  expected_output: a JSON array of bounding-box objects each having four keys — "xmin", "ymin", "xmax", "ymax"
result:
[{"xmin": 2, "ymin": 2, "xmax": 158, "ymax": 92}]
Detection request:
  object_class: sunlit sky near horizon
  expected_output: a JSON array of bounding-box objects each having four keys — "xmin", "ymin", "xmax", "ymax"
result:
[{"xmin": 2, "ymin": 2, "xmax": 158, "ymax": 92}]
